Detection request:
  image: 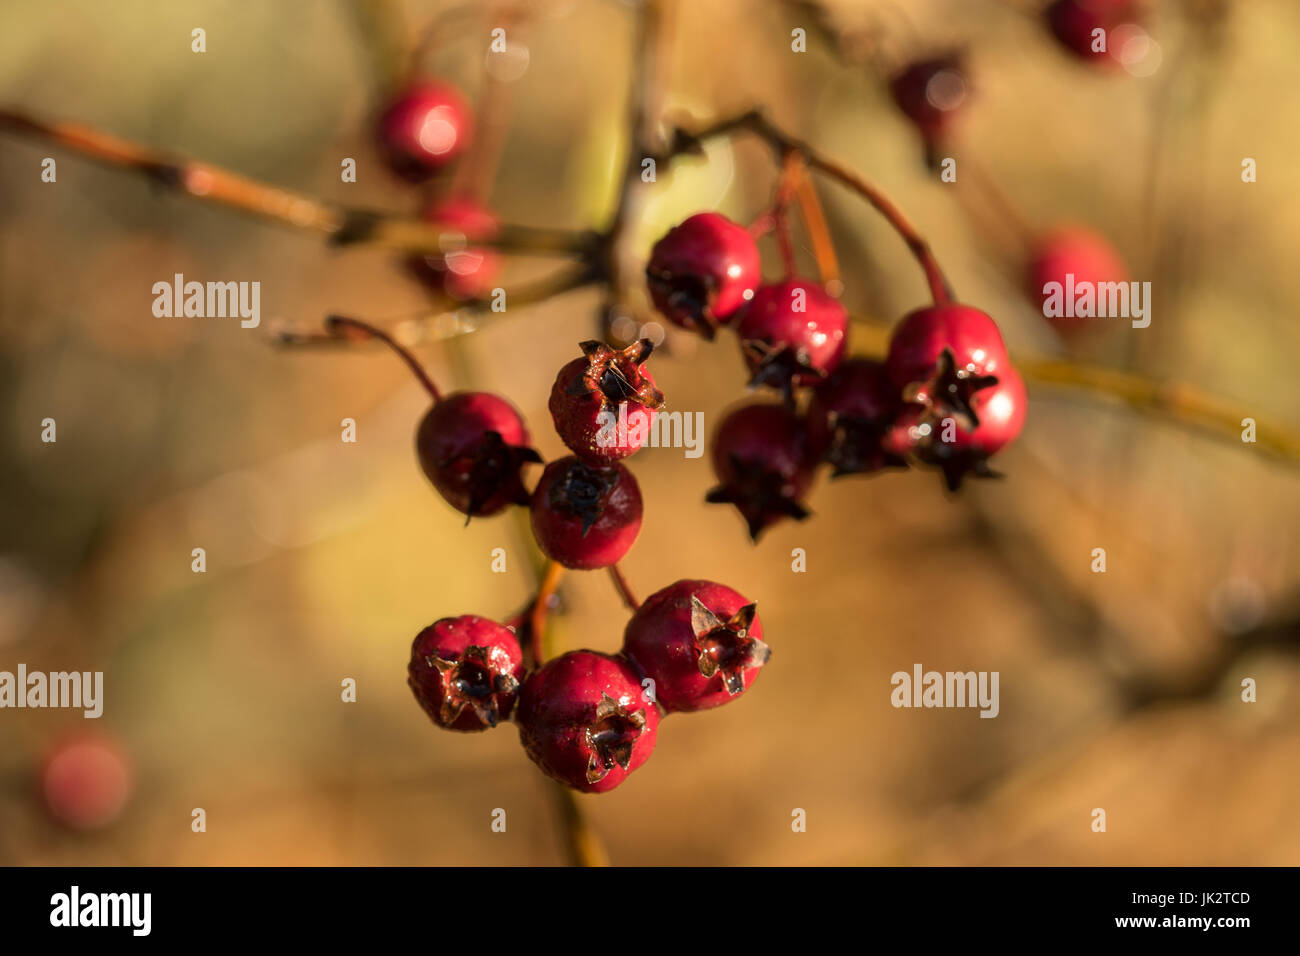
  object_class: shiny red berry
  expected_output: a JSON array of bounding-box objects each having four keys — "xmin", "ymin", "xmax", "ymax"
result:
[
  {"xmin": 530, "ymin": 456, "xmax": 643, "ymax": 569},
  {"xmin": 406, "ymin": 197, "xmax": 501, "ymax": 302},
  {"xmin": 417, "ymin": 392, "xmax": 542, "ymax": 519},
  {"xmin": 806, "ymin": 358, "xmax": 907, "ymax": 477},
  {"xmin": 706, "ymin": 402, "xmax": 815, "ymax": 541},
  {"xmin": 1025, "ymin": 227, "xmax": 1129, "ymax": 334},
  {"xmin": 889, "ymin": 53, "xmax": 970, "ymax": 158},
  {"xmin": 1046, "ymin": 0, "xmax": 1143, "ymax": 66},
  {"xmin": 885, "ymin": 365, "xmax": 1028, "ymax": 490},
  {"xmin": 737, "ymin": 280, "xmax": 848, "ymax": 398},
  {"xmin": 646, "ymin": 212, "xmax": 761, "ymax": 339},
  {"xmin": 885, "ymin": 304, "xmax": 1008, "ymax": 426},
  {"xmin": 516, "ymin": 650, "xmax": 660, "ymax": 793},
  {"xmin": 548, "ymin": 339, "xmax": 663, "ymax": 465},
  {"xmin": 622, "ymin": 579, "xmax": 769, "ymax": 713},
  {"xmin": 408, "ymin": 615, "xmax": 524, "ymax": 731},
  {"xmin": 377, "ymin": 82, "xmax": 472, "ymax": 181}
]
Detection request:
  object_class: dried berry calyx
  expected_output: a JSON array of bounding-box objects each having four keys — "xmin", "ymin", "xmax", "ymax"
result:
[
  {"xmin": 549, "ymin": 457, "xmax": 620, "ymax": 536},
  {"xmin": 428, "ymin": 645, "xmax": 521, "ymax": 728},
  {"xmin": 706, "ymin": 453, "xmax": 811, "ymax": 539},
  {"xmin": 584, "ymin": 692, "xmax": 648, "ymax": 784},
  {"xmin": 568, "ymin": 339, "xmax": 664, "ymax": 411},
  {"xmin": 442, "ymin": 428, "xmax": 543, "ymax": 520},
  {"xmin": 741, "ymin": 338, "xmax": 829, "ymax": 399},
  {"xmin": 903, "ymin": 347, "xmax": 1000, "ymax": 431},
  {"xmin": 822, "ymin": 412, "xmax": 907, "ymax": 477},
  {"xmin": 689, "ymin": 596, "xmax": 769, "ymax": 696}
]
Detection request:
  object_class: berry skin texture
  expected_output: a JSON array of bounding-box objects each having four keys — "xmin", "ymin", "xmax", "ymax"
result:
[
  {"xmin": 406, "ymin": 197, "xmax": 501, "ymax": 302},
  {"xmin": 622, "ymin": 579, "xmax": 769, "ymax": 713},
  {"xmin": 1046, "ymin": 0, "xmax": 1143, "ymax": 66},
  {"xmin": 806, "ymin": 358, "xmax": 906, "ymax": 477},
  {"xmin": 377, "ymin": 82, "xmax": 473, "ymax": 180},
  {"xmin": 516, "ymin": 650, "xmax": 660, "ymax": 793},
  {"xmin": 885, "ymin": 304, "xmax": 1009, "ymax": 426},
  {"xmin": 706, "ymin": 402, "xmax": 815, "ymax": 541},
  {"xmin": 530, "ymin": 456, "xmax": 643, "ymax": 569},
  {"xmin": 885, "ymin": 365, "xmax": 1028, "ymax": 490},
  {"xmin": 408, "ymin": 616, "xmax": 525, "ymax": 731},
  {"xmin": 548, "ymin": 339, "xmax": 663, "ymax": 465},
  {"xmin": 737, "ymin": 280, "xmax": 848, "ymax": 397},
  {"xmin": 1026, "ymin": 227, "xmax": 1129, "ymax": 334},
  {"xmin": 39, "ymin": 733, "xmax": 132, "ymax": 831},
  {"xmin": 889, "ymin": 53, "xmax": 970, "ymax": 159},
  {"xmin": 646, "ymin": 212, "xmax": 761, "ymax": 339},
  {"xmin": 416, "ymin": 391, "xmax": 542, "ymax": 519}
]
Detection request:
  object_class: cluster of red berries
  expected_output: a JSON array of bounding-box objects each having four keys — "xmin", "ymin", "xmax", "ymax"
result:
[
  {"xmin": 644, "ymin": 210, "xmax": 1027, "ymax": 540},
  {"xmin": 407, "ymin": 576, "xmax": 769, "ymax": 793},
  {"xmin": 334, "ymin": 310, "xmax": 768, "ymax": 791}
]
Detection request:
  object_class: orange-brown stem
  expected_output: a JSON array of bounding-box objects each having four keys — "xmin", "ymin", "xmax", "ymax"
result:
[
  {"xmin": 323, "ymin": 316, "xmax": 442, "ymax": 401},
  {"xmin": 608, "ymin": 563, "xmax": 640, "ymax": 611}
]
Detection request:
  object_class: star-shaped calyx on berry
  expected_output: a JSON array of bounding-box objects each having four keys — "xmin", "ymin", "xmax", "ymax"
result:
[
  {"xmin": 823, "ymin": 412, "xmax": 907, "ymax": 478},
  {"xmin": 566, "ymin": 339, "xmax": 665, "ymax": 410},
  {"xmin": 902, "ymin": 347, "xmax": 999, "ymax": 430},
  {"xmin": 428, "ymin": 645, "xmax": 521, "ymax": 729},
  {"xmin": 646, "ymin": 268, "xmax": 721, "ymax": 339},
  {"xmin": 689, "ymin": 596, "xmax": 770, "ymax": 696},
  {"xmin": 583, "ymin": 693, "xmax": 648, "ymax": 785},
  {"xmin": 706, "ymin": 453, "xmax": 810, "ymax": 541},
  {"xmin": 438, "ymin": 429, "xmax": 543, "ymax": 524},
  {"xmin": 742, "ymin": 339, "xmax": 828, "ymax": 406},
  {"xmin": 548, "ymin": 458, "xmax": 621, "ymax": 536}
]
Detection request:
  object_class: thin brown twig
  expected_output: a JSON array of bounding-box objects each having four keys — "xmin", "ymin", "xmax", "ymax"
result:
[
  {"xmin": 0, "ymin": 107, "xmax": 597, "ymax": 258},
  {"xmin": 663, "ymin": 110, "xmax": 953, "ymax": 305},
  {"xmin": 607, "ymin": 563, "xmax": 640, "ymax": 611},
  {"xmin": 791, "ymin": 159, "xmax": 841, "ymax": 287},
  {"xmin": 320, "ymin": 315, "xmax": 442, "ymax": 400}
]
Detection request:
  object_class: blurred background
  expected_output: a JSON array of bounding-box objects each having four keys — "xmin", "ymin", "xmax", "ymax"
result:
[{"xmin": 2, "ymin": 0, "xmax": 1299, "ymax": 865}]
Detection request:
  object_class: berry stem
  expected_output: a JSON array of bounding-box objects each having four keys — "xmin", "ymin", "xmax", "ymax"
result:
[
  {"xmin": 0, "ymin": 107, "xmax": 598, "ymax": 259},
  {"xmin": 549, "ymin": 781, "xmax": 610, "ymax": 867},
  {"xmin": 662, "ymin": 110, "xmax": 954, "ymax": 305},
  {"xmin": 792, "ymin": 162, "xmax": 842, "ymax": 288},
  {"xmin": 322, "ymin": 316, "xmax": 443, "ymax": 401},
  {"xmin": 607, "ymin": 563, "xmax": 641, "ymax": 611},
  {"xmin": 529, "ymin": 560, "xmax": 566, "ymax": 663}
]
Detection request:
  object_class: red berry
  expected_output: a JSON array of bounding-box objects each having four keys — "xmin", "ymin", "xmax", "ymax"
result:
[
  {"xmin": 377, "ymin": 82, "xmax": 473, "ymax": 181},
  {"xmin": 1025, "ymin": 227, "xmax": 1129, "ymax": 334},
  {"xmin": 885, "ymin": 365, "xmax": 1028, "ymax": 490},
  {"xmin": 406, "ymin": 197, "xmax": 501, "ymax": 302},
  {"xmin": 1046, "ymin": 0, "xmax": 1143, "ymax": 66},
  {"xmin": 622, "ymin": 579, "xmax": 769, "ymax": 713},
  {"xmin": 516, "ymin": 650, "xmax": 660, "ymax": 793},
  {"xmin": 737, "ymin": 280, "xmax": 848, "ymax": 398},
  {"xmin": 646, "ymin": 212, "xmax": 761, "ymax": 339},
  {"xmin": 889, "ymin": 53, "xmax": 970, "ymax": 157},
  {"xmin": 530, "ymin": 456, "xmax": 643, "ymax": 569},
  {"xmin": 548, "ymin": 340, "xmax": 663, "ymax": 465},
  {"xmin": 408, "ymin": 615, "xmax": 525, "ymax": 731},
  {"xmin": 885, "ymin": 304, "xmax": 1008, "ymax": 426},
  {"xmin": 706, "ymin": 402, "xmax": 815, "ymax": 541},
  {"xmin": 39, "ymin": 732, "xmax": 132, "ymax": 831},
  {"xmin": 806, "ymin": 358, "xmax": 907, "ymax": 477},
  {"xmin": 417, "ymin": 392, "xmax": 542, "ymax": 519}
]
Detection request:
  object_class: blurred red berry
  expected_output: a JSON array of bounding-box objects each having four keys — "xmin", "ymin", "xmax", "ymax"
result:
[
  {"xmin": 406, "ymin": 197, "xmax": 501, "ymax": 302},
  {"xmin": 737, "ymin": 280, "xmax": 848, "ymax": 397},
  {"xmin": 886, "ymin": 304, "xmax": 1008, "ymax": 427},
  {"xmin": 1046, "ymin": 0, "xmax": 1144, "ymax": 67},
  {"xmin": 377, "ymin": 82, "xmax": 473, "ymax": 180},
  {"xmin": 706, "ymin": 402, "xmax": 815, "ymax": 541},
  {"xmin": 39, "ymin": 732, "xmax": 131, "ymax": 831},
  {"xmin": 806, "ymin": 358, "xmax": 907, "ymax": 477},
  {"xmin": 1026, "ymin": 227, "xmax": 1130, "ymax": 334},
  {"xmin": 889, "ymin": 53, "xmax": 970, "ymax": 161},
  {"xmin": 646, "ymin": 212, "xmax": 761, "ymax": 338}
]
